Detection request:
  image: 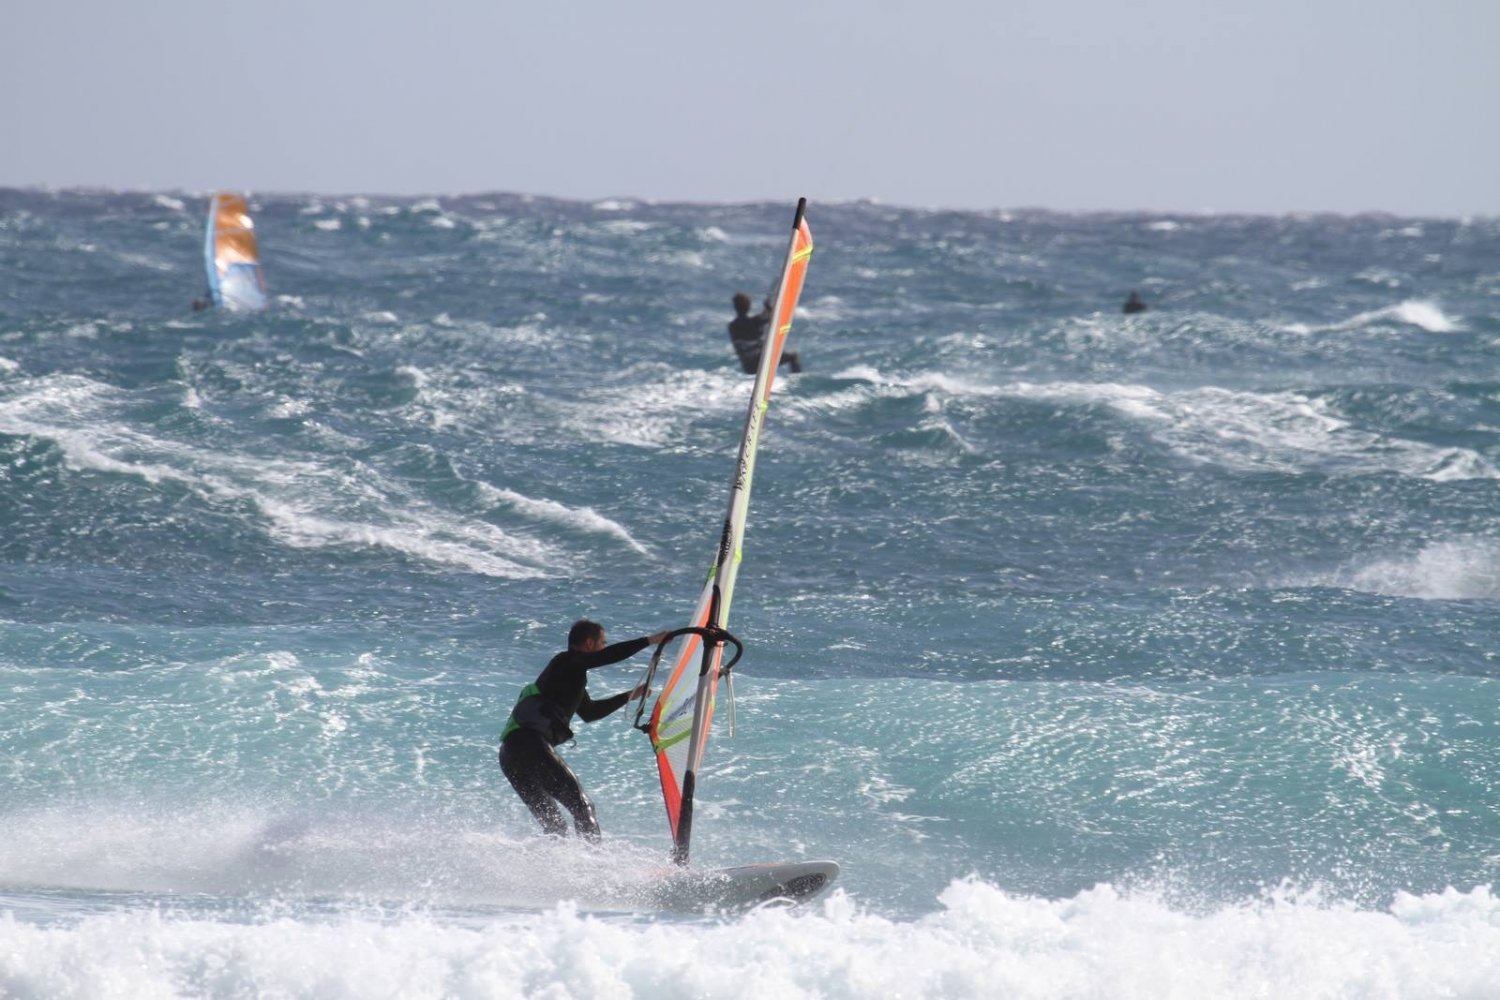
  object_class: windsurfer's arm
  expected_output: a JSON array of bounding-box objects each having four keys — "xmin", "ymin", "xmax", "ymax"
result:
[
  {"xmin": 574, "ymin": 631, "xmax": 671, "ymax": 670},
  {"xmin": 570, "ymin": 636, "xmax": 650, "ymax": 670},
  {"xmin": 576, "ymin": 688, "xmax": 633, "ymax": 722},
  {"xmin": 571, "ymin": 633, "xmax": 662, "ymax": 720}
]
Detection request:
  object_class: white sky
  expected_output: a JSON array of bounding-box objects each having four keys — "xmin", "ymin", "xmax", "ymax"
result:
[{"xmin": 3, "ymin": 0, "xmax": 1495, "ymax": 216}]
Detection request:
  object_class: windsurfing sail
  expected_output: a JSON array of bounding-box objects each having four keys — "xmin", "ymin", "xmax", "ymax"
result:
[
  {"xmin": 203, "ymin": 192, "xmax": 268, "ymax": 311},
  {"xmin": 636, "ymin": 199, "xmax": 813, "ymax": 865}
]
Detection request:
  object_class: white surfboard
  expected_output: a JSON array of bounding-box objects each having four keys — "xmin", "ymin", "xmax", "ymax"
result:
[{"xmin": 649, "ymin": 860, "xmax": 840, "ymax": 912}]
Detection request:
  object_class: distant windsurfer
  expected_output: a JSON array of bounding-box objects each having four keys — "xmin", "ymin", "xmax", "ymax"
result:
[
  {"xmin": 1123, "ymin": 290, "xmax": 1148, "ymax": 314},
  {"xmin": 191, "ymin": 291, "xmax": 212, "ymax": 311},
  {"xmin": 499, "ymin": 619, "xmax": 669, "ymax": 840},
  {"xmin": 728, "ymin": 292, "xmax": 802, "ymax": 374}
]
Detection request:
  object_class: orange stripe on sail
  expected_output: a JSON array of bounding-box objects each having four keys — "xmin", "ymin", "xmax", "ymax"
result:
[
  {"xmin": 212, "ymin": 194, "xmax": 261, "ymax": 269},
  {"xmin": 650, "ymin": 600, "xmax": 714, "ymax": 835},
  {"xmin": 760, "ymin": 219, "xmax": 814, "ymax": 400}
]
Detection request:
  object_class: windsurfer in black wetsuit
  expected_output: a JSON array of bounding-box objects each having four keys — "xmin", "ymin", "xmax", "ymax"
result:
[
  {"xmin": 728, "ymin": 292, "xmax": 802, "ymax": 374},
  {"xmin": 1123, "ymin": 290, "xmax": 1148, "ymax": 314},
  {"xmin": 498, "ymin": 619, "xmax": 670, "ymax": 840}
]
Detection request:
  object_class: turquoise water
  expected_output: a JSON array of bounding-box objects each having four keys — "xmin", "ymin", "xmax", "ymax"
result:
[{"xmin": 1, "ymin": 189, "xmax": 1498, "ymax": 997}]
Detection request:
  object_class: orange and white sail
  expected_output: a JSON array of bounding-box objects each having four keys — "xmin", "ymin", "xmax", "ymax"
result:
[
  {"xmin": 203, "ymin": 193, "xmax": 267, "ymax": 311},
  {"xmin": 641, "ymin": 199, "xmax": 813, "ymax": 864}
]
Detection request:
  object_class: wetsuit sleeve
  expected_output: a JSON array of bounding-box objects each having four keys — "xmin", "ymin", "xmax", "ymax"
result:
[
  {"xmin": 576, "ymin": 690, "xmax": 631, "ymax": 723},
  {"xmin": 570, "ymin": 636, "xmax": 651, "ymax": 670}
]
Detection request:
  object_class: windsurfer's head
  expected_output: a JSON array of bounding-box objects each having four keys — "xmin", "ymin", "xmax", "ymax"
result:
[
  {"xmin": 568, "ymin": 619, "xmax": 605, "ymax": 652},
  {"xmin": 732, "ymin": 292, "xmax": 752, "ymax": 316}
]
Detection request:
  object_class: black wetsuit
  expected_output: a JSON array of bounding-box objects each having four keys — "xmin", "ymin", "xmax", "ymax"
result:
[
  {"xmin": 728, "ymin": 312, "xmax": 802, "ymax": 374},
  {"xmin": 728, "ymin": 313, "xmax": 768, "ymax": 374},
  {"xmin": 498, "ymin": 636, "xmax": 649, "ymax": 840}
]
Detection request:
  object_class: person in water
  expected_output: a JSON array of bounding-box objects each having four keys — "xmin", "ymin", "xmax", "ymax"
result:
[
  {"xmin": 499, "ymin": 619, "xmax": 670, "ymax": 840},
  {"xmin": 728, "ymin": 291, "xmax": 802, "ymax": 374},
  {"xmin": 191, "ymin": 292, "xmax": 212, "ymax": 311},
  {"xmin": 1123, "ymin": 290, "xmax": 1148, "ymax": 314}
]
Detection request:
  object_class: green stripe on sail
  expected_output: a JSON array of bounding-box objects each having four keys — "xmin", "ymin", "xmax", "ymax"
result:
[{"xmin": 653, "ymin": 726, "xmax": 693, "ymax": 754}]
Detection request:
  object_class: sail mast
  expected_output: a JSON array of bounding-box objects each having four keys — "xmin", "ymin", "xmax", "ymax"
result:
[{"xmin": 645, "ymin": 199, "xmax": 814, "ymax": 865}]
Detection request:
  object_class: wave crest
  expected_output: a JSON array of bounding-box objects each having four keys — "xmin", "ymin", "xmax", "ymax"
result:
[
  {"xmin": 1318, "ymin": 538, "xmax": 1500, "ymax": 600},
  {"xmin": 1, "ymin": 877, "xmax": 1496, "ymax": 999}
]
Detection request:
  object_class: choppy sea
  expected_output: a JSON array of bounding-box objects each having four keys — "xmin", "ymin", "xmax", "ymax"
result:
[{"xmin": 1, "ymin": 188, "xmax": 1498, "ymax": 998}]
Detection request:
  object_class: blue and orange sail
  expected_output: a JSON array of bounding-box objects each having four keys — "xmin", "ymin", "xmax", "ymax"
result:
[
  {"xmin": 640, "ymin": 199, "xmax": 814, "ymax": 864},
  {"xmin": 203, "ymin": 193, "xmax": 268, "ymax": 311}
]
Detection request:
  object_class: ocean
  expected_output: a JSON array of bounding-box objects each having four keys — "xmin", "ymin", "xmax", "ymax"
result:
[{"xmin": 1, "ymin": 188, "xmax": 1497, "ymax": 998}]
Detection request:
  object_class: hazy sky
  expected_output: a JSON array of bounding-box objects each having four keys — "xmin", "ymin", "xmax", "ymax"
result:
[{"xmin": 4, "ymin": 0, "xmax": 1495, "ymax": 216}]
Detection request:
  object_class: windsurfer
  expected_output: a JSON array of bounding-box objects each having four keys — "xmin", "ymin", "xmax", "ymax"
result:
[
  {"xmin": 499, "ymin": 619, "xmax": 669, "ymax": 840},
  {"xmin": 728, "ymin": 292, "xmax": 802, "ymax": 374},
  {"xmin": 1123, "ymin": 290, "xmax": 1148, "ymax": 314}
]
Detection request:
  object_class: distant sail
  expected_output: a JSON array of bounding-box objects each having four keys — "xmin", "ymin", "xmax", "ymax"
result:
[
  {"xmin": 203, "ymin": 193, "xmax": 267, "ymax": 311},
  {"xmin": 640, "ymin": 199, "xmax": 813, "ymax": 865}
]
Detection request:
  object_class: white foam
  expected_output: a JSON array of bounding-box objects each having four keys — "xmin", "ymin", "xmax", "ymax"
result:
[
  {"xmin": 476, "ymin": 482, "xmax": 649, "ymax": 555},
  {"xmin": 267, "ymin": 395, "xmax": 310, "ymax": 419},
  {"xmin": 1010, "ymin": 381, "xmax": 1497, "ymax": 481},
  {"xmin": 0, "ymin": 879, "xmax": 1496, "ymax": 999},
  {"xmin": 1307, "ymin": 538, "xmax": 1500, "ymax": 601},
  {"xmin": 313, "ymin": 218, "xmax": 342, "ymax": 231},
  {"xmin": 1392, "ymin": 300, "xmax": 1459, "ymax": 332},
  {"xmin": 1298, "ymin": 300, "xmax": 1461, "ymax": 335},
  {"xmin": 829, "ymin": 366, "xmax": 1000, "ymax": 400},
  {"xmin": 796, "ymin": 295, "xmax": 846, "ymax": 322},
  {"xmin": 831, "ymin": 364, "xmax": 884, "ymax": 383},
  {"xmin": 812, "ymin": 371, "xmax": 1486, "ymax": 482},
  {"xmin": 0, "ymin": 803, "xmax": 680, "ymax": 909},
  {"xmin": 1355, "ymin": 268, "xmax": 1403, "ymax": 289},
  {"xmin": 598, "ymin": 219, "xmax": 653, "ymax": 235},
  {"xmin": 254, "ymin": 496, "xmax": 552, "ymax": 579},
  {"xmin": 151, "ymin": 195, "xmax": 185, "ymax": 212},
  {"xmin": 0, "ymin": 373, "xmax": 560, "ymax": 578},
  {"xmin": 557, "ymin": 369, "xmax": 750, "ymax": 449},
  {"xmin": 394, "ymin": 364, "xmax": 428, "ymax": 388}
]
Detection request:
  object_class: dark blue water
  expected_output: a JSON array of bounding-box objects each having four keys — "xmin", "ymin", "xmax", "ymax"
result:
[{"xmin": 1, "ymin": 189, "xmax": 1497, "ymax": 998}]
